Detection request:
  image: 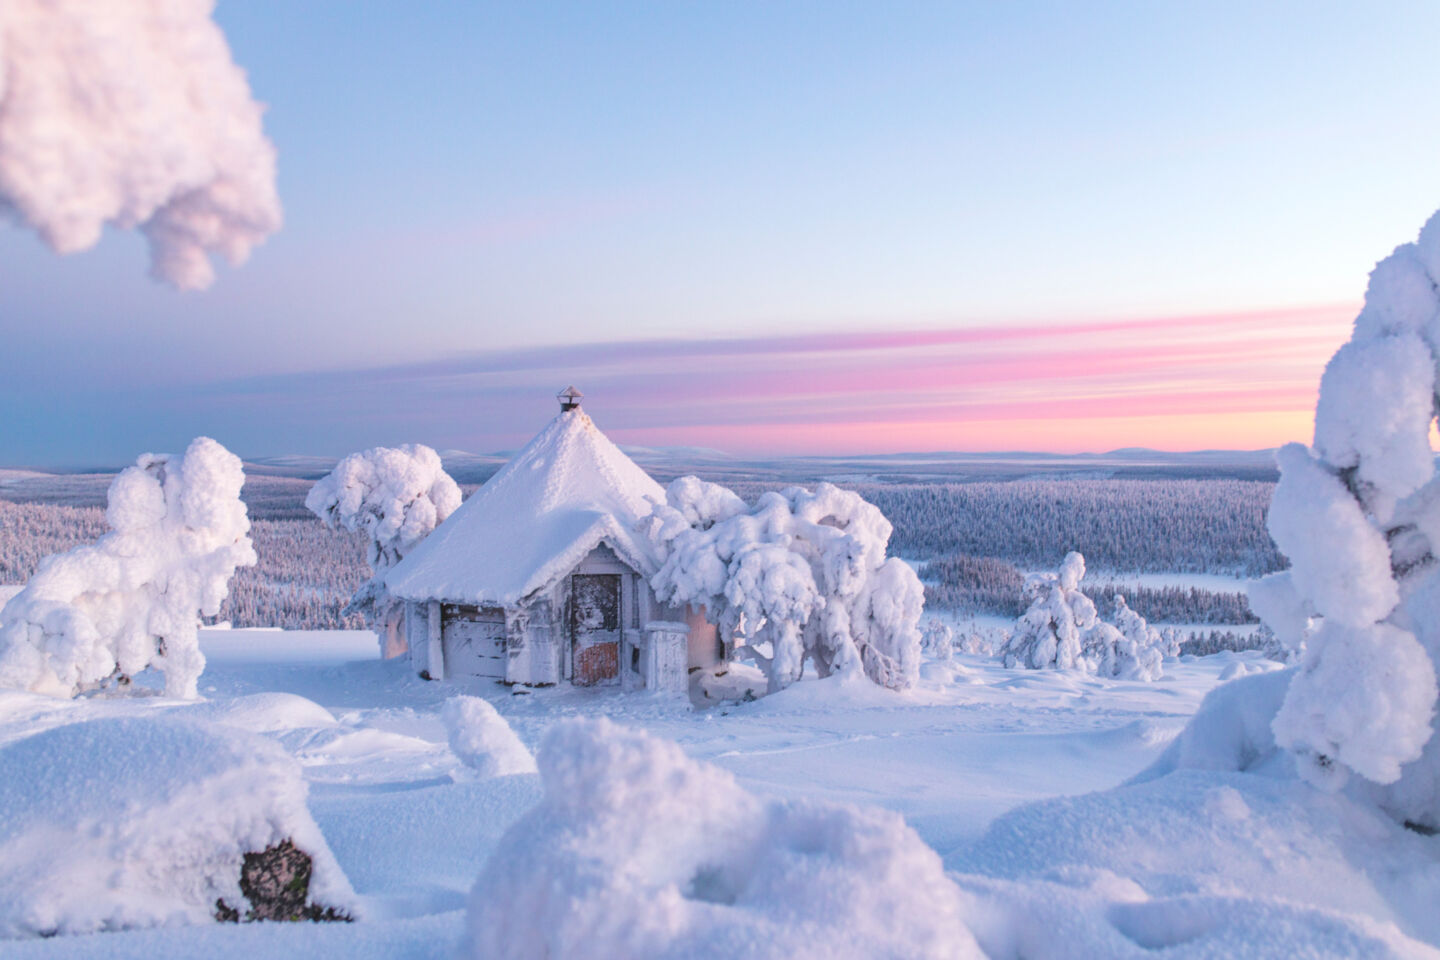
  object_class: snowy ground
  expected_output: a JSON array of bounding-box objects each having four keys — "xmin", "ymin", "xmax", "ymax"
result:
[{"xmin": 3, "ymin": 629, "xmax": 1436, "ymax": 958}]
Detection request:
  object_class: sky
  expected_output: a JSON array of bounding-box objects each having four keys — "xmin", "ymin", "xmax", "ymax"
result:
[{"xmin": 2, "ymin": 1, "xmax": 1438, "ymax": 465}]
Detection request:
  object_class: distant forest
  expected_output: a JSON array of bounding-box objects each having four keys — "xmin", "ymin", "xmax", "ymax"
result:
[{"xmin": 0, "ymin": 474, "xmax": 1277, "ymax": 630}]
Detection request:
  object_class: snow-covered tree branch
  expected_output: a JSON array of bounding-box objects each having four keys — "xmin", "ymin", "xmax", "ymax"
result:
[
  {"xmin": 0, "ymin": 437, "xmax": 256, "ymax": 699},
  {"xmin": 642, "ymin": 477, "xmax": 924, "ymax": 694}
]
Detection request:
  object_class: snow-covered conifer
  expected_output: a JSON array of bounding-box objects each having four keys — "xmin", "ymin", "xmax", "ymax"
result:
[
  {"xmin": 305, "ymin": 445, "xmax": 460, "ymax": 647},
  {"xmin": 644, "ymin": 478, "xmax": 924, "ymax": 694},
  {"xmin": 0, "ymin": 437, "xmax": 255, "ymax": 698},
  {"xmin": 1246, "ymin": 213, "xmax": 1440, "ymax": 804},
  {"xmin": 1000, "ymin": 552, "xmax": 1094, "ymax": 670}
]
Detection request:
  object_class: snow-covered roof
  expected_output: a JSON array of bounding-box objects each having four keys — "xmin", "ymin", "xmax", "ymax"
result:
[{"xmin": 386, "ymin": 408, "xmax": 665, "ymax": 607}]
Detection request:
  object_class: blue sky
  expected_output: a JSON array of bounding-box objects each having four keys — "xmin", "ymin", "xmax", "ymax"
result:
[{"xmin": 3, "ymin": 2, "xmax": 1439, "ymax": 464}]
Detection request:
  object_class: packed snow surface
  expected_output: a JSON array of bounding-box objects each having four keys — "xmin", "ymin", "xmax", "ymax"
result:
[
  {"xmin": 386, "ymin": 408, "xmax": 665, "ymax": 606},
  {"xmin": 0, "ymin": 0, "xmax": 281, "ymax": 289},
  {"xmin": 0, "ymin": 627, "xmax": 1435, "ymax": 958}
]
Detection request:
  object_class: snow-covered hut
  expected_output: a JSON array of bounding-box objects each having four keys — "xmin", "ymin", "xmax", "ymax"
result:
[{"xmin": 384, "ymin": 392, "xmax": 719, "ymax": 691}]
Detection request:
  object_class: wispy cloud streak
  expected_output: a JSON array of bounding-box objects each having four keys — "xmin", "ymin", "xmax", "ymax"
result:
[{"xmin": 206, "ymin": 304, "xmax": 1356, "ymax": 455}]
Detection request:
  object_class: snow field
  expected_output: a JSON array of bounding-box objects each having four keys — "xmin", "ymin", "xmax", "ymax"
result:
[{"xmin": 1, "ymin": 628, "xmax": 1436, "ymax": 958}]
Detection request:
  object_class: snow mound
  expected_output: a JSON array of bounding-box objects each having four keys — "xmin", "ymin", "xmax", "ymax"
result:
[
  {"xmin": 0, "ymin": 0, "xmax": 281, "ymax": 289},
  {"xmin": 1136, "ymin": 668, "xmax": 1293, "ymax": 780},
  {"xmin": 441, "ymin": 696, "xmax": 536, "ymax": 778},
  {"xmin": 464, "ymin": 718, "xmax": 981, "ymax": 960},
  {"xmin": 953, "ymin": 766, "xmax": 1440, "ymax": 956},
  {"xmin": 387, "ymin": 408, "xmax": 664, "ymax": 607},
  {"xmin": 0, "ymin": 716, "xmax": 355, "ymax": 938},
  {"xmin": 955, "ymin": 871, "xmax": 1439, "ymax": 960}
]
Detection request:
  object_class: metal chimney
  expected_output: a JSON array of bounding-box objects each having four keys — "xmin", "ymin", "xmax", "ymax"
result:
[{"xmin": 557, "ymin": 385, "xmax": 583, "ymax": 412}]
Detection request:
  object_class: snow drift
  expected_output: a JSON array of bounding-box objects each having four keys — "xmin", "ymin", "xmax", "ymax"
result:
[
  {"xmin": 644, "ymin": 477, "xmax": 925, "ymax": 693},
  {"xmin": 0, "ymin": 716, "xmax": 355, "ymax": 939},
  {"xmin": 464, "ymin": 718, "xmax": 982, "ymax": 960},
  {"xmin": 0, "ymin": 0, "xmax": 281, "ymax": 289},
  {"xmin": 441, "ymin": 696, "xmax": 536, "ymax": 779},
  {"xmin": 0, "ymin": 437, "xmax": 256, "ymax": 699}
]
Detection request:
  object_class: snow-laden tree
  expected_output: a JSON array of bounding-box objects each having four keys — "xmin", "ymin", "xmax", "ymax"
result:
[
  {"xmin": 0, "ymin": 437, "xmax": 255, "ymax": 699},
  {"xmin": 305, "ymin": 445, "xmax": 460, "ymax": 652},
  {"xmin": 1246, "ymin": 210, "xmax": 1440, "ymax": 810},
  {"xmin": 1001, "ymin": 553, "xmax": 1165, "ymax": 680},
  {"xmin": 1001, "ymin": 552, "xmax": 1094, "ymax": 670},
  {"xmin": 643, "ymin": 477, "xmax": 924, "ymax": 694}
]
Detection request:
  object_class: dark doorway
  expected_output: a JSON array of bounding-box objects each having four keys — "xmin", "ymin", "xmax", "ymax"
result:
[{"xmin": 571, "ymin": 574, "xmax": 621, "ymax": 686}]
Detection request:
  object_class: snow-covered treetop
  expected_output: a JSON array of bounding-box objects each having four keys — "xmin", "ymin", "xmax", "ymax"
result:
[
  {"xmin": 0, "ymin": 437, "xmax": 256, "ymax": 699},
  {"xmin": 306, "ymin": 444, "xmax": 461, "ymax": 575},
  {"xmin": 386, "ymin": 409, "xmax": 664, "ymax": 606}
]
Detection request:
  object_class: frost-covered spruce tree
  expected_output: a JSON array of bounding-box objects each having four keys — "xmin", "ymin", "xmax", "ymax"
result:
[
  {"xmin": 644, "ymin": 477, "xmax": 924, "ymax": 694},
  {"xmin": 0, "ymin": 437, "xmax": 255, "ymax": 699},
  {"xmin": 1001, "ymin": 552, "xmax": 1094, "ymax": 670},
  {"xmin": 305, "ymin": 445, "xmax": 460, "ymax": 651},
  {"xmin": 1246, "ymin": 211, "xmax": 1440, "ymax": 808}
]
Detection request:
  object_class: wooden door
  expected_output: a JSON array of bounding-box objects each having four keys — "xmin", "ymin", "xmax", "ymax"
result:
[
  {"xmin": 442, "ymin": 608, "xmax": 507, "ymax": 678},
  {"xmin": 572, "ymin": 574, "xmax": 621, "ymax": 686}
]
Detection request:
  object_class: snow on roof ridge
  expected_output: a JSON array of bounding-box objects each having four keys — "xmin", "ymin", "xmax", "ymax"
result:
[{"xmin": 385, "ymin": 408, "xmax": 665, "ymax": 606}]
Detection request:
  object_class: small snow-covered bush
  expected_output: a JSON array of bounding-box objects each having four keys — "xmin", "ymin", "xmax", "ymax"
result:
[
  {"xmin": 921, "ymin": 618, "xmax": 954, "ymax": 660},
  {"xmin": 0, "ymin": 716, "xmax": 355, "ymax": 938},
  {"xmin": 464, "ymin": 718, "xmax": 981, "ymax": 960},
  {"xmin": 1002, "ymin": 554, "xmax": 1166, "ymax": 680},
  {"xmin": 644, "ymin": 477, "xmax": 925, "ymax": 694},
  {"xmin": 441, "ymin": 696, "xmax": 536, "ymax": 778},
  {"xmin": 1085, "ymin": 595, "xmax": 1164, "ymax": 681},
  {"xmin": 0, "ymin": 437, "xmax": 255, "ymax": 699},
  {"xmin": 305, "ymin": 444, "xmax": 461, "ymax": 649}
]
